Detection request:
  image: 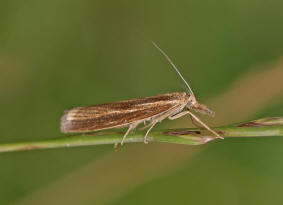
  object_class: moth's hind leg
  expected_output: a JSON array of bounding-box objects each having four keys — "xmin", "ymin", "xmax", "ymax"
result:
[
  {"xmin": 143, "ymin": 113, "xmax": 171, "ymax": 144},
  {"xmin": 120, "ymin": 123, "xmax": 139, "ymax": 145},
  {"xmin": 120, "ymin": 120, "xmax": 157, "ymax": 145}
]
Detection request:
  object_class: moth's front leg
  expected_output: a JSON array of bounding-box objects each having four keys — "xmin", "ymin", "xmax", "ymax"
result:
[
  {"xmin": 168, "ymin": 110, "xmax": 223, "ymax": 139},
  {"xmin": 168, "ymin": 110, "xmax": 201, "ymax": 128}
]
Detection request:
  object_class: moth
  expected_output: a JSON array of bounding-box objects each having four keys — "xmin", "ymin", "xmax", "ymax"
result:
[{"xmin": 60, "ymin": 42, "xmax": 222, "ymax": 145}]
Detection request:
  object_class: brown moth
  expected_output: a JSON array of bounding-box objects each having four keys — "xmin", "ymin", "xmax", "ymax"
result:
[{"xmin": 60, "ymin": 42, "xmax": 222, "ymax": 145}]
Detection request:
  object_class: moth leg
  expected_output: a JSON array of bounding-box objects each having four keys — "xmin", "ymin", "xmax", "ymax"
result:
[
  {"xmin": 189, "ymin": 114, "xmax": 202, "ymax": 128},
  {"xmin": 139, "ymin": 121, "xmax": 153, "ymax": 130},
  {"xmin": 188, "ymin": 110, "xmax": 223, "ymax": 139},
  {"xmin": 141, "ymin": 110, "xmax": 173, "ymax": 130},
  {"xmin": 120, "ymin": 124, "xmax": 137, "ymax": 145},
  {"xmin": 143, "ymin": 122, "xmax": 157, "ymax": 144},
  {"xmin": 168, "ymin": 110, "xmax": 223, "ymax": 139},
  {"xmin": 168, "ymin": 110, "xmax": 189, "ymax": 120},
  {"xmin": 170, "ymin": 111, "xmax": 200, "ymax": 127}
]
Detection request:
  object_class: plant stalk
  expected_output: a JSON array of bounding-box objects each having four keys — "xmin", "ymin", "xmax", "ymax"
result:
[{"xmin": 0, "ymin": 117, "xmax": 282, "ymax": 152}]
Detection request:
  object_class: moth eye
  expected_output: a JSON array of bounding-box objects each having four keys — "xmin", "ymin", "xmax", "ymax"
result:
[{"xmin": 186, "ymin": 101, "xmax": 193, "ymax": 106}]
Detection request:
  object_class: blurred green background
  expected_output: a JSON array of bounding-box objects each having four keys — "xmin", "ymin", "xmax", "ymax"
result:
[{"xmin": 1, "ymin": 0, "xmax": 283, "ymax": 204}]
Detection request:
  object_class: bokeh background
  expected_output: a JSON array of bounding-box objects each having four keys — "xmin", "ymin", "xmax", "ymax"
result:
[{"xmin": 1, "ymin": 0, "xmax": 283, "ymax": 204}]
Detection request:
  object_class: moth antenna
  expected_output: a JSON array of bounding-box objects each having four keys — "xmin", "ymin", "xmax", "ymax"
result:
[{"xmin": 152, "ymin": 41, "xmax": 195, "ymax": 96}]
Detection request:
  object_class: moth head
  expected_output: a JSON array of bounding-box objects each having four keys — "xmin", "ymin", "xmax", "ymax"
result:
[{"xmin": 187, "ymin": 94, "xmax": 215, "ymax": 117}]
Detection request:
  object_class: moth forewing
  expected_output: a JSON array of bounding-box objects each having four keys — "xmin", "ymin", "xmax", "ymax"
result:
[{"xmin": 60, "ymin": 92, "xmax": 190, "ymax": 143}]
